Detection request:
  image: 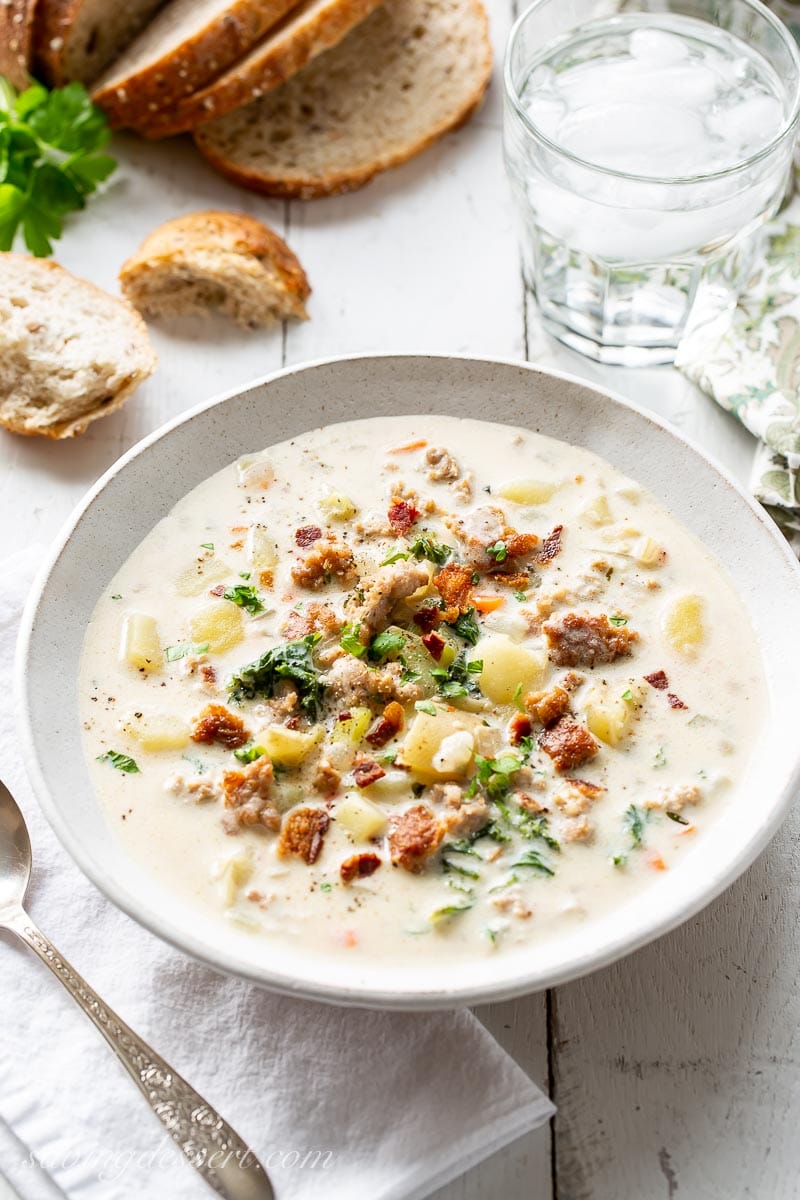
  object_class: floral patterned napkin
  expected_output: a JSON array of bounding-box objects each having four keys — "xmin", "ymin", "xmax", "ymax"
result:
[{"xmin": 675, "ymin": 184, "xmax": 800, "ymax": 553}]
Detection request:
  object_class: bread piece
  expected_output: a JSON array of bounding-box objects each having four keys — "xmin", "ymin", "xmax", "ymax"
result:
[
  {"xmin": 0, "ymin": 0, "xmax": 39, "ymax": 89},
  {"xmin": 33, "ymin": 0, "xmax": 167, "ymax": 86},
  {"xmin": 119, "ymin": 210, "xmax": 310, "ymax": 326},
  {"xmin": 129, "ymin": 0, "xmax": 384, "ymax": 138},
  {"xmin": 0, "ymin": 253, "xmax": 156, "ymax": 438},
  {"xmin": 91, "ymin": 0, "xmax": 301, "ymax": 126},
  {"xmin": 194, "ymin": 0, "xmax": 492, "ymax": 199}
]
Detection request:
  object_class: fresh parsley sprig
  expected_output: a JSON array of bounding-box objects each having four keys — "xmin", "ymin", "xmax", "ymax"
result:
[{"xmin": 0, "ymin": 78, "xmax": 117, "ymax": 256}]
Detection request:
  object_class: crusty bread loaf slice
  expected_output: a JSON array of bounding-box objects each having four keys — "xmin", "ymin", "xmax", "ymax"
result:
[
  {"xmin": 119, "ymin": 210, "xmax": 310, "ymax": 326},
  {"xmin": 91, "ymin": 0, "xmax": 301, "ymax": 127},
  {"xmin": 194, "ymin": 0, "xmax": 492, "ymax": 199},
  {"xmin": 0, "ymin": 253, "xmax": 156, "ymax": 439},
  {"xmin": 0, "ymin": 0, "xmax": 39, "ymax": 90},
  {"xmin": 33, "ymin": 0, "xmax": 167, "ymax": 86},
  {"xmin": 129, "ymin": 0, "xmax": 384, "ymax": 139}
]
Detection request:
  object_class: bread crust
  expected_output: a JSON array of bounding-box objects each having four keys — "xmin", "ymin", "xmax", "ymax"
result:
[
  {"xmin": 129, "ymin": 0, "xmax": 384, "ymax": 138},
  {"xmin": 33, "ymin": 0, "xmax": 166, "ymax": 86},
  {"xmin": 0, "ymin": 0, "xmax": 39, "ymax": 89},
  {"xmin": 91, "ymin": 0, "xmax": 301, "ymax": 125},
  {"xmin": 0, "ymin": 253, "xmax": 156, "ymax": 439},
  {"xmin": 194, "ymin": 0, "xmax": 492, "ymax": 199}
]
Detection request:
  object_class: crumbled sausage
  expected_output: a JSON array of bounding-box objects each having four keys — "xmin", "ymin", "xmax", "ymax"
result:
[
  {"xmin": 560, "ymin": 671, "xmax": 586, "ymax": 692},
  {"xmin": 353, "ymin": 755, "xmax": 386, "ymax": 789},
  {"xmin": 425, "ymin": 446, "xmax": 460, "ymax": 481},
  {"xmin": 365, "ymin": 701, "xmax": 404, "ymax": 748},
  {"xmin": 433, "ymin": 562, "xmax": 474, "ymax": 617},
  {"xmin": 346, "ymin": 560, "xmax": 429, "ymax": 641},
  {"xmin": 292, "ymin": 534, "xmax": 356, "ymax": 589},
  {"xmin": 429, "ymin": 783, "xmax": 490, "ymax": 837},
  {"xmin": 313, "ymin": 759, "xmax": 341, "ymax": 796},
  {"xmin": 389, "ymin": 804, "xmax": 443, "ymax": 872},
  {"xmin": 452, "ymin": 473, "xmax": 474, "ymax": 503},
  {"xmin": 278, "ymin": 806, "xmax": 330, "ymax": 864},
  {"xmin": 325, "ymin": 656, "xmax": 423, "ymax": 707},
  {"xmin": 340, "ymin": 852, "xmax": 382, "ymax": 883},
  {"xmin": 525, "ymin": 685, "xmax": 570, "ymax": 728},
  {"xmin": 543, "ymin": 612, "xmax": 639, "ymax": 667},
  {"xmin": 191, "ymin": 703, "xmax": 250, "ymax": 749},
  {"xmin": 644, "ymin": 670, "xmax": 669, "ymax": 690},
  {"xmin": 537, "ymin": 525, "xmax": 564, "ymax": 565},
  {"xmin": 561, "ymin": 815, "xmax": 594, "ymax": 843},
  {"xmin": 448, "ymin": 506, "xmax": 538, "ymax": 573},
  {"xmin": 165, "ymin": 772, "xmax": 220, "ymax": 803},
  {"xmin": 221, "ymin": 758, "xmax": 280, "ymax": 833},
  {"xmin": 643, "ymin": 783, "xmax": 702, "ymax": 812},
  {"xmin": 388, "ymin": 498, "xmax": 420, "ymax": 534},
  {"xmin": 295, "ymin": 525, "xmax": 323, "ymax": 547},
  {"xmin": 539, "ymin": 716, "xmax": 599, "ymax": 772},
  {"xmin": 281, "ymin": 602, "xmax": 343, "ymax": 640}
]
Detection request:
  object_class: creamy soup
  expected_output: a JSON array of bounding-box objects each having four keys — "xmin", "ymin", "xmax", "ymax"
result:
[{"xmin": 79, "ymin": 416, "xmax": 765, "ymax": 965}]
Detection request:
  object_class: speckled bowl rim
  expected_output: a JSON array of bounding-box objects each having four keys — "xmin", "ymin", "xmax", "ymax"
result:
[{"xmin": 15, "ymin": 354, "xmax": 800, "ymax": 1010}]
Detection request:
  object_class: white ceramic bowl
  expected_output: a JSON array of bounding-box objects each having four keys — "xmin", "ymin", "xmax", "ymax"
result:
[{"xmin": 16, "ymin": 355, "xmax": 800, "ymax": 1009}]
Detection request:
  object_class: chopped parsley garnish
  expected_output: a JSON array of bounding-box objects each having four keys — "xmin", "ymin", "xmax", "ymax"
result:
[
  {"xmin": 239, "ymin": 571, "xmax": 251, "ymax": 580},
  {"xmin": 666, "ymin": 810, "xmax": 689, "ymax": 825},
  {"xmin": 409, "ymin": 531, "xmax": 451, "ymax": 565},
  {"xmin": 381, "ymin": 546, "xmax": 410, "ymax": 565},
  {"xmin": 320, "ymin": 881, "xmax": 333, "ymax": 893},
  {"xmin": 621, "ymin": 688, "xmax": 633, "ymax": 702},
  {"xmin": 514, "ymin": 591, "xmax": 528, "ymax": 603},
  {"xmin": 513, "ymin": 682, "xmax": 525, "ymax": 712},
  {"xmin": 653, "ymin": 746, "xmax": 667, "ymax": 768},
  {"xmin": 223, "ymin": 584, "xmax": 265, "ymax": 615},
  {"xmin": 447, "ymin": 607, "xmax": 480, "ymax": 646},
  {"xmin": 467, "ymin": 753, "xmax": 524, "ymax": 803},
  {"xmin": 110, "ymin": 593, "xmax": 122, "ymax": 600},
  {"xmin": 609, "ymin": 615, "xmax": 628, "ymax": 627},
  {"xmin": 486, "ymin": 540, "xmax": 508, "ymax": 563},
  {"xmin": 415, "ymin": 700, "xmax": 438, "ymax": 716},
  {"xmin": 200, "ymin": 542, "xmax": 214, "ymax": 551},
  {"xmin": 431, "ymin": 651, "xmax": 482, "ymax": 699},
  {"xmin": 97, "ymin": 750, "xmax": 140, "ymax": 774},
  {"xmin": 233, "ymin": 744, "xmax": 267, "ymax": 764},
  {"xmin": 369, "ymin": 628, "xmax": 406, "ymax": 662},
  {"xmin": 229, "ymin": 633, "xmax": 324, "ymax": 718},
  {"xmin": 624, "ymin": 803, "xmax": 645, "ymax": 847},
  {"xmin": 165, "ymin": 641, "xmax": 210, "ymax": 662},
  {"xmin": 511, "ymin": 848, "xmax": 555, "ymax": 876},
  {"xmin": 340, "ymin": 623, "xmax": 367, "ymax": 658}
]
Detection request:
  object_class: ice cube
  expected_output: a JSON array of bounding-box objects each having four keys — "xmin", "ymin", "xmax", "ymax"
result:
[{"xmin": 629, "ymin": 27, "xmax": 690, "ymax": 63}]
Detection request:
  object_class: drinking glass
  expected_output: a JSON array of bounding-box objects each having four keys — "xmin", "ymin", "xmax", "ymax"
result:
[{"xmin": 503, "ymin": 0, "xmax": 800, "ymax": 365}]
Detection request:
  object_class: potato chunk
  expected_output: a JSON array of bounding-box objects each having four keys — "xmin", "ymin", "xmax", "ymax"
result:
[
  {"xmin": 583, "ymin": 681, "xmax": 646, "ymax": 747},
  {"xmin": 120, "ymin": 612, "xmax": 163, "ymax": 673},
  {"xmin": 663, "ymin": 594, "xmax": 705, "ymax": 656},
  {"xmin": 476, "ymin": 634, "xmax": 547, "ymax": 705},
  {"xmin": 331, "ymin": 707, "xmax": 372, "ymax": 744},
  {"xmin": 257, "ymin": 724, "xmax": 323, "ymax": 767},
  {"xmin": 497, "ymin": 479, "xmax": 558, "ymax": 506},
  {"xmin": 124, "ymin": 713, "xmax": 189, "ymax": 751},
  {"xmin": 318, "ymin": 492, "xmax": 358, "ymax": 520},
  {"xmin": 175, "ymin": 558, "xmax": 230, "ymax": 598},
  {"xmin": 190, "ymin": 602, "xmax": 244, "ymax": 654},
  {"xmin": 581, "ymin": 495, "xmax": 613, "ymax": 526},
  {"xmin": 246, "ymin": 525, "xmax": 278, "ymax": 573},
  {"xmin": 336, "ymin": 793, "xmax": 388, "ymax": 840},
  {"xmin": 398, "ymin": 705, "xmax": 478, "ymax": 783}
]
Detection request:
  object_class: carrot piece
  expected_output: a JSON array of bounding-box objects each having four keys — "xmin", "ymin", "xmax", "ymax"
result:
[
  {"xmin": 388, "ymin": 439, "xmax": 428, "ymax": 454},
  {"xmin": 473, "ymin": 594, "xmax": 505, "ymax": 613},
  {"xmin": 677, "ymin": 824, "xmax": 696, "ymax": 837},
  {"xmin": 647, "ymin": 850, "xmax": 667, "ymax": 870}
]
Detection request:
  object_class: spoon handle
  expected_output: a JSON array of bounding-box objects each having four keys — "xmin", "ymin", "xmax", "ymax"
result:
[{"xmin": 6, "ymin": 908, "xmax": 273, "ymax": 1200}]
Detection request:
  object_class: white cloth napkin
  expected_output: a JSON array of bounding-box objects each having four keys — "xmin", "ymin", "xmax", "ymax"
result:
[{"xmin": 0, "ymin": 546, "xmax": 553, "ymax": 1200}]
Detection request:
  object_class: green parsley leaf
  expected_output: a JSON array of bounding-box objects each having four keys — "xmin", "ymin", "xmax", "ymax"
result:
[
  {"xmin": 229, "ymin": 633, "xmax": 324, "ymax": 719},
  {"xmin": 666, "ymin": 810, "xmax": 689, "ymax": 825},
  {"xmin": 654, "ymin": 746, "xmax": 667, "ymax": 768},
  {"xmin": 380, "ymin": 546, "xmax": 410, "ymax": 565},
  {"xmin": 513, "ymin": 682, "xmax": 525, "ymax": 712},
  {"xmin": 239, "ymin": 571, "xmax": 251, "ymax": 580},
  {"xmin": 609, "ymin": 615, "xmax": 628, "ymax": 627},
  {"xmin": 340, "ymin": 623, "xmax": 367, "ymax": 658},
  {"xmin": 430, "ymin": 900, "xmax": 474, "ymax": 923},
  {"xmin": 233, "ymin": 744, "xmax": 267, "ymax": 764},
  {"xmin": 223, "ymin": 584, "xmax": 265, "ymax": 615},
  {"xmin": 624, "ymin": 803, "xmax": 645, "ymax": 847},
  {"xmin": 165, "ymin": 641, "xmax": 210, "ymax": 662},
  {"xmin": 320, "ymin": 882, "xmax": 333, "ymax": 893},
  {"xmin": 448, "ymin": 607, "xmax": 480, "ymax": 646},
  {"xmin": 486, "ymin": 540, "xmax": 508, "ymax": 563},
  {"xmin": 621, "ymin": 688, "xmax": 633, "ymax": 702},
  {"xmin": 97, "ymin": 750, "xmax": 140, "ymax": 774},
  {"xmin": 369, "ymin": 628, "xmax": 407, "ymax": 661},
  {"xmin": 0, "ymin": 79, "xmax": 116, "ymax": 256},
  {"xmin": 409, "ymin": 531, "xmax": 451, "ymax": 565},
  {"xmin": 200, "ymin": 542, "xmax": 214, "ymax": 551},
  {"xmin": 110, "ymin": 593, "xmax": 122, "ymax": 600},
  {"xmin": 415, "ymin": 700, "xmax": 438, "ymax": 716},
  {"xmin": 431, "ymin": 651, "xmax": 482, "ymax": 700},
  {"xmin": 514, "ymin": 591, "xmax": 528, "ymax": 603}
]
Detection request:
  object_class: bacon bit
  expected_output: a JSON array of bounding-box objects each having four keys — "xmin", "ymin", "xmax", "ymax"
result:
[
  {"xmin": 209, "ymin": 584, "xmax": 226, "ymax": 597},
  {"xmin": 561, "ymin": 671, "xmax": 586, "ymax": 692},
  {"xmin": 644, "ymin": 670, "xmax": 669, "ymax": 690},
  {"xmin": 647, "ymin": 851, "xmax": 667, "ymax": 871},
  {"xmin": 413, "ymin": 605, "xmax": 440, "ymax": 633},
  {"xmin": 667, "ymin": 693, "xmax": 688, "ymax": 710},
  {"xmin": 388, "ymin": 439, "xmax": 428, "ymax": 454},
  {"xmin": 200, "ymin": 663, "xmax": 217, "ymax": 685},
  {"xmin": 191, "ymin": 703, "xmax": 250, "ymax": 749},
  {"xmin": 422, "ymin": 630, "xmax": 446, "ymax": 661},
  {"xmin": 353, "ymin": 755, "xmax": 386, "ymax": 788},
  {"xmin": 537, "ymin": 525, "xmax": 564, "ymax": 565},
  {"xmin": 365, "ymin": 701, "xmax": 404, "ymax": 748},
  {"xmin": 229, "ymin": 540, "xmax": 244, "ymax": 550},
  {"xmin": 434, "ymin": 563, "xmax": 474, "ymax": 615},
  {"xmin": 278, "ymin": 807, "xmax": 330, "ymax": 864},
  {"xmin": 337, "ymin": 710, "xmax": 352, "ymax": 722},
  {"xmin": 388, "ymin": 498, "xmax": 420, "ymax": 534},
  {"xmin": 295, "ymin": 525, "xmax": 323, "ymax": 547},
  {"xmin": 473, "ymin": 594, "xmax": 505, "ymax": 613},
  {"xmin": 340, "ymin": 852, "xmax": 382, "ymax": 883},
  {"xmin": 509, "ymin": 713, "xmax": 533, "ymax": 745}
]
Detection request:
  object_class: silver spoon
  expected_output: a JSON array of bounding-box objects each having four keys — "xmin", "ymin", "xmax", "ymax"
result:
[{"xmin": 0, "ymin": 778, "xmax": 274, "ymax": 1200}]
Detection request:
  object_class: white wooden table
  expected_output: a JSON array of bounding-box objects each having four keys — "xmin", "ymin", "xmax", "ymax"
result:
[{"xmin": 2, "ymin": 1, "xmax": 798, "ymax": 1195}]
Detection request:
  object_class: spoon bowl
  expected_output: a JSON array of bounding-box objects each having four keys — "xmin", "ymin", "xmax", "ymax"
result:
[{"xmin": 0, "ymin": 779, "xmax": 32, "ymax": 918}]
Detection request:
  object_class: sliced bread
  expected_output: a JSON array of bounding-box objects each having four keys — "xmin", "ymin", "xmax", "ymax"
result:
[
  {"xmin": 129, "ymin": 0, "xmax": 384, "ymax": 139},
  {"xmin": 0, "ymin": 253, "xmax": 156, "ymax": 438},
  {"xmin": 119, "ymin": 210, "xmax": 310, "ymax": 326},
  {"xmin": 0, "ymin": 0, "xmax": 39, "ymax": 90},
  {"xmin": 194, "ymin": 0, "xmax": 492, "ymax": 199},
  {"xmin": 91, "ymin": 0, "xmax": 302, "ymax": 127},
  {"xmin": 33, "ymin": 0, "xmax": 167, "ymax": 86}
]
